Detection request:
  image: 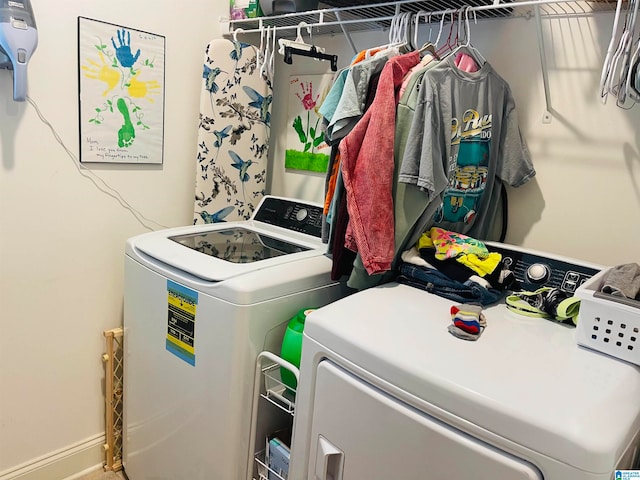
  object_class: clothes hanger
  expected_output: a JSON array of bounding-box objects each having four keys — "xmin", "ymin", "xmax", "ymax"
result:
[
  {"xmin": 622, "ymin": 39, "xmax": 640, "ymax": 104},
  {"xmin": 615, "ymin": 0, "xmax": 640, "ymax": 106},
  {"xmin": 440, "ymin": 7, "xmax": 485, "ymax": 67},
  {"xmin": 280, "ymin": 21, "xmax": 338, "ymax": 71},
  {"xmin": 233, "ymin": 27, "xmax": 244, "ymax": 42},
  {"xmin": 261, "ymin": 25, "xmax": 277, "ymax": 82},
  {"xmin": 599, "ymin": 0, "xmax": 626, "ymax": 103},
  {"xmin": 413, "ymin": 12, "xmax": 439, "ymax": 59},
  {"xmin": 601, "ymin": 0, "xmax": 638, "ymax": 105},
  {"xmin": 461, "ymin": 7, "xmax": 486, "ymax": 65},
  {"xmin": 259, "ymin": 25, "xmax": 271, "ymax": 80},
  {"xmin": 278, "ymin": 21, "xmax": 324, "ymax": 55},
  {"xmin": 625, "ymin": 37, "xmax": 640, "ymax": 98},
  {"xmin": 435, "ymin": 11, "xmax": 457, "ymax": 59},
  {"xmin": 268, "ymin": 25, "xmax": 277, "ymax": 80},
  {"xmin": 363, "ymin": 12, "xmax": 409, "ymax": 59},
  {"xmin": 605, "ymin": 0, "xmax": 636, "ymax": 104},
  {"xmin": 400, "ymin": 12, "xmax": 413, "ymax": 50},
  {"xmin": 434, "ymin": 12, "xmax": 446, "ymax": 50},
  {"xmin": 283, "ymin": 45, "xmax": 338, "ymax": 71},
  {"xmin": 256, "ymin": 24, "xmax": 265, "ymax": 76}
]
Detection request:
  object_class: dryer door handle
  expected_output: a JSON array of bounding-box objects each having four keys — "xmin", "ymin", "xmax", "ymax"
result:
[{"xmin": 315, "ymin": 435, "xmax": 344, "ymax": 480}]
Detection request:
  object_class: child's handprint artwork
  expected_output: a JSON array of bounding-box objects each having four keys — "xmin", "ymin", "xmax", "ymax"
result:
[
  {"xmin": 285, "ymin": 74, "xmax": 333, "ymax": 173},
  {"xmin": 79, "ymin": 18, "xmax": 165, "ymax": 164},
  {"xmin": 292, "ymin": 81, "xmax": 324, "ymax": 154}
]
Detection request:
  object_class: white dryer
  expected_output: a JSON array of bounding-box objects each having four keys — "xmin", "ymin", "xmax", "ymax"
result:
[
  {"xmin": 123, "ymin": 196, "xmax": 349, "ymax": 480},
  {"xmin": 290, "ymin": 244, "xmax": 640, "ymax": 480}
]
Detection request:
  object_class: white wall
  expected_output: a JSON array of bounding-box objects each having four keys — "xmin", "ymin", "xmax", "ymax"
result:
[
  {"xmin": 0, "ymin": 0, "xmax": 226, "ymax": 477},
  {"xmin": 0, "ymin": 2, "xmax": 639, "ymax": 479},
  {"xmin": 268, "ymin": 12, "xmax": 640, "ymax": 266}
]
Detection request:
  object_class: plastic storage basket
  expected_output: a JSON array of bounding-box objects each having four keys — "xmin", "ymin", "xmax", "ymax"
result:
[{"xmin": 575, "ymin": 268, "xmax": 640, "ymax": 366}]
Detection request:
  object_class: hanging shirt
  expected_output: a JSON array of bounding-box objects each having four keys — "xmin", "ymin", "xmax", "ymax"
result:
[
  {"xmin": 327, "ymin": 50, "xmax": 396, "ymax": 142},
  {"xmin": 350, "ymin": 47, "xmax": 384, "ymax": 65},
  {"xmin": 318, "ymin": 68, "xmax": 350, "ymax": 126},
  {"xmin": 340, "ymin": 50, "xmax": 420, "ymax": 275},
  {"xmin": 398, "ymin": 52, "xmax": 436, "ymax": 99},
  {"xmin": 345, "ymin": 57, "xmax": 440, "ymax": 290},
  {"xmin": 455, "ymin": 51, "xmax": 479, "ymax": 73},
  {"xmin": 399, "ymin": 54, "xmax": 535, "ymax": 240}
]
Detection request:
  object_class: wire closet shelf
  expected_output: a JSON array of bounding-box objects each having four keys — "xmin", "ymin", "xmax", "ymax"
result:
[{"xmin": 223, "ymin": 0, "xmax": 620, "ymax": 37}]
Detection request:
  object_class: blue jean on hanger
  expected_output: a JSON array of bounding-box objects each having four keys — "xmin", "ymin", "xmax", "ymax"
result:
[{"xmin": 398, "ymin": 263, "xmax": 504, "ymax": 306}]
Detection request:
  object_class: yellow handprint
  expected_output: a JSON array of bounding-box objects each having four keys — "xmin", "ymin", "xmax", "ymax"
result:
[
  {"xmin": 127, "ymin": 72, "xmax": 160, "ymax": 102},
  {"xmin": 82, "ymin": 52, "xmax": 120, "ymax": 97}
]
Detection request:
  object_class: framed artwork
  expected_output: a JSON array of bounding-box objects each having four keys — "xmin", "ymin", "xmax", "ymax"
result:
[
  {"xmin": 285, "ymin": 74, "xmax": 334, "ymax": 173},
  {"xmin": 78, "ymin": 17, "xmax": 165, "ymax": 164}
]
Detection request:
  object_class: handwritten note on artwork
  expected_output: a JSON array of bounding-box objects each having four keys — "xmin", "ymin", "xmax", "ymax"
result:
[{"xmin": 78, "ymin": 17, "xmax": 165, "ymax": 164}]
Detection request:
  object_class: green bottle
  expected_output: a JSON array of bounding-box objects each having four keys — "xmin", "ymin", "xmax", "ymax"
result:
[{"xmin": 280, "ymin": 308, "xmax": 315, "ymax": 395}]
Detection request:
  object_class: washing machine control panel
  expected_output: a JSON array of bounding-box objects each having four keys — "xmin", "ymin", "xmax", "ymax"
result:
[
  {"xmin": 253, "ymin": 197, "xmax": 324, "ymax": 238},
  {"xmin": 489, "ymin": 244, "xmax": 601, "ymax": 294}
]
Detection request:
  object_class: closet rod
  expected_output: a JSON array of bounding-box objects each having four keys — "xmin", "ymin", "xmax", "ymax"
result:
[{"xmin": 223, "ymin": 0, "xmax": 616, "ymax": 36}]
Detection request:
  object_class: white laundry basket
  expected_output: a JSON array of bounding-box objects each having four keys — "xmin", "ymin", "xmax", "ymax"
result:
[{"xmin": 575, "ymin": 268, "xmax": 640, "ymax": 366}]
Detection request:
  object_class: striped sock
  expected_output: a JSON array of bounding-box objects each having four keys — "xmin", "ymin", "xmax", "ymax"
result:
[{"xmin": 450, "ymin": 304, "xmax": 486, "ymax": 339}]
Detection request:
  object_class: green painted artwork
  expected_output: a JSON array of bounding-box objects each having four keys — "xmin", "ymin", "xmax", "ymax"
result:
[{"xmin": 285, "ymin": 74, "xmax": 333, "ymax": 173}]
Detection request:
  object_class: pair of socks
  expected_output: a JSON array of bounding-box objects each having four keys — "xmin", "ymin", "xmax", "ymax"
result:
[{"xmin": 448, "ymin": 304, "xmax": 487, "ymax": 341}]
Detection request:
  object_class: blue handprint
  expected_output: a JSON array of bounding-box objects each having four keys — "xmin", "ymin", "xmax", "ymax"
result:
[{"xmin": 111, "ymin": 29, "xmax": 140, "ymax": 68}]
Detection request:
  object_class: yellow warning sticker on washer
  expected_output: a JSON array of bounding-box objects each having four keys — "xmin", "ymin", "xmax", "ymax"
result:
[{"xmin": 166, "ymin": 280, "xmax": 197, "ymax": 366}]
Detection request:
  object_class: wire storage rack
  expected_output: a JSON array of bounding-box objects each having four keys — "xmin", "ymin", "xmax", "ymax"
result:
[
  {"xmin": 222, "ymin": 0, "xmax": 621, "ymax": 37},
  {"xmin": 248, "ymin": 351, "xmax": 299, "ymax": 480}
]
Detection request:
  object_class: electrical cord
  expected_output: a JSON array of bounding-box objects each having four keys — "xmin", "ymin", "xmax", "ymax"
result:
[{"xmin": 26, "ymin": 95, "xmax": 170, "ymax": 232}]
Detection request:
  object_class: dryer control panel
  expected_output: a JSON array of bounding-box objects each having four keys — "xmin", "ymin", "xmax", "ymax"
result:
[
  {"xmin": 253, "ymin": 196, "xmax": 324, "ymax": 238},
  {"xmin": 489, "ymin": 244, "xmax": 601, "ymax": 294}
]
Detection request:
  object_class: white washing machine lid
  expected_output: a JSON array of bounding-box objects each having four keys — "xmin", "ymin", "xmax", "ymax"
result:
[
  {"xmin": 128, "ymin": 220, "xmax": 324, "ymax": 282},
  {"xmin": 126, "ymin": 196, "xmax": 328, "ymax": 282},
  {"xmin": 305, "ymin": 282, "xmax": 640, "ymax": 474}
]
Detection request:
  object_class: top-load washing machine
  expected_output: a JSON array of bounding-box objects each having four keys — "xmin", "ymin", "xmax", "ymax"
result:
[
  {"xmin": 123, "ymin": 196, "xmax": 350, "ymax": 480},
  {"xmin": 289, "ymin": 243, "xmax": 640, "ymax": 480}
]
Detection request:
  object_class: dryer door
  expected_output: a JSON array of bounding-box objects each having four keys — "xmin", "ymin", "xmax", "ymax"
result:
[{"xmin": 307, "ymin": 361, "xmax": 543, "ymax": 480}]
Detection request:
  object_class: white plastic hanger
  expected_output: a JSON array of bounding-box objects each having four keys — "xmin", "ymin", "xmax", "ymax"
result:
[
  {"xmin": 256, "ymin": 24, "xmax": 265, "ymax": 75},
  {"xmin": 363, "ymin": 12, "xmax": 409, "ymax": 59},
  {"xmin": 278, "ymin": 21, "xmax": 324, "ymax": 55},
  {"xmin": 267, "ymin": 25, "xmax": 277, "ymax": 81},
  {"xmin": 232, "ymin": 27, "xmax": 244, "ymax": 42},
  {"xmin": 435, "ymin": 11, "xmax": 456, "ymax": 58},
  {"xmin": 413, "ymin": 11, "xmax": 437, "ymax": 58},
  {"xmin": 600, "ymin": 0, "xmax": 629, "ymax": 103},
  {"xmin": 604, "ymin": 0, "xmax": 636, "ymax": 104},
  {"xmin": 259, "ymin": 25, "xmax": 270, "ymax": 80},
  {"xmin": 260, "ymin": 25, "xmax": 277, "ymax": 81},
  {"xmin": 623, "ymin": 36, "xmax": 640, "ymax": 102},
  {"xmin": 434, "ymin": 12, "xmax": 446, "ymax": 49},
  {"xmin": 616, "ymin": 0, "xmax": 640, "ymax": 106},
  {"xmin": 462, "ymin": 7, "xmax": 486, "ymax": 65}
]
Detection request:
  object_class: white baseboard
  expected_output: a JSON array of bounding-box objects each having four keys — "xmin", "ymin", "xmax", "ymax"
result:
[{"xmin": 0, "ymin": 434, "xmax": 105, "ymax": 480}]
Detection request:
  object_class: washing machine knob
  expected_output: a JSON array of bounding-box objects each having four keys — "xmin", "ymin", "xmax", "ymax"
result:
[
  {"xmin": 526, "ymin": 263, "xmax": 551, "ymax": 284},
  {"xmin": 296, "ymin": 208, "xmax": 308, "ymax": 222}
]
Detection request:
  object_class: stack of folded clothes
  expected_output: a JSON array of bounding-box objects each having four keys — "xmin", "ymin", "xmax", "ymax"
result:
[{"xmin": 397, "ymin": 227, "xmax": 515, "ymax": 306}]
